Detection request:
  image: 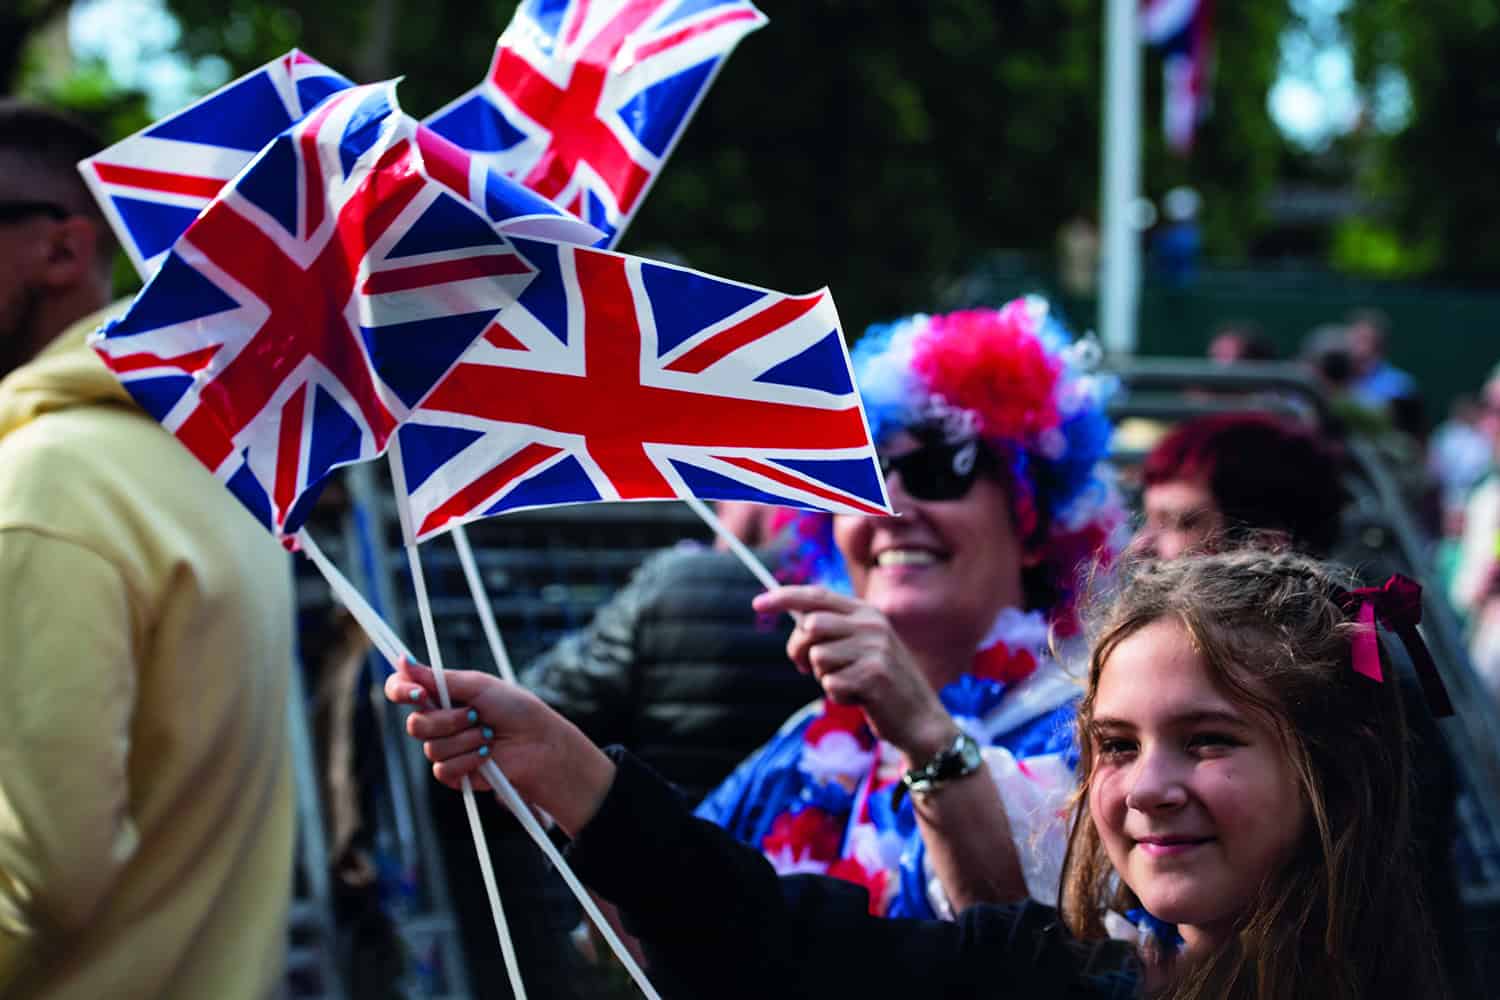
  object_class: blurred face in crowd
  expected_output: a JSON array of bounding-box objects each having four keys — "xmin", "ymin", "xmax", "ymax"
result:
[
  {"xmin": 1089, "ymin": 618, "xmax": 1306, "ymax": 943},
  {"xmin": 1345, "ymin": 321, "xmax": 1383, "ymax": 373},
  {"xmin": 1207, "ymin": 333, "xmax": 1247, "ymax": 365},
  {"xmin": 835, "ymin": 429, "xmax": 1026, "ymax": 676},
  {"xmin": 0, "ymin": 152, "xmax": 53, "ymax": 377},
  {"xmin": 0, "ymin": 149, "xmax": 108, "ymax": 378},
  {"xmin": 1139, "ymin": 479, "xmax": 1223, "ymax": 560},
  {"xmin": 1481, "ymin": 378, "xmax": 1500, "ymax": 449}
]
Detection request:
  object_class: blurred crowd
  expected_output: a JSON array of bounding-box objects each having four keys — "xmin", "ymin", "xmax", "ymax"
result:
[{"xmin": 1204, "ymin": 309, "xmax": 1500, "ymax": 701}]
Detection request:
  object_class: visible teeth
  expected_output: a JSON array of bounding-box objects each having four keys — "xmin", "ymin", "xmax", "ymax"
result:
[{"xmin": 875, "ymin": 549, "xmax": 939, "ymax": 567}]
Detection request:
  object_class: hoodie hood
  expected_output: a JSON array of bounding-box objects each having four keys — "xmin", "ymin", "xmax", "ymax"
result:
[{"xmin": 0, "ymin": 302, "xmax": 133, "ymax": 441}]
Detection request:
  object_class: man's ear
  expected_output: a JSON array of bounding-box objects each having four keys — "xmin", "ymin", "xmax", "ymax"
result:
[{"xmin": 38, "ymin": 215, "xmax": 103, "ymax": 291}]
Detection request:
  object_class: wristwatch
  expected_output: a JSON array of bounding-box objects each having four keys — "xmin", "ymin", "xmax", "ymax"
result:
[{"xmin": 897, "ymin": 730, "xmax": 983, "ymax": 804}]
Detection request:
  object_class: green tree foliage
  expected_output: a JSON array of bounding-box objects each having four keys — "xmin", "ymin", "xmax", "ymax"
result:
[
  {"xmin": 1345, "ymin": 0, "xmax": 1500, "ymax": 280},
  {"xmin": 2, "ymin": 0, "xmax": 73, "ymax": 93},
  {"xmin": 17, "ymin": 0, "xmax": 1293, "ymax": 335}
]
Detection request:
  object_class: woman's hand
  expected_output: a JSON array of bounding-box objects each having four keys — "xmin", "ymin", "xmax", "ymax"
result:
[
  {"xmin": 753, "ymin": 586, "xmax": 958, "ymax": 762},
  {"xmin": 384, "ymin": 661, "xmax": 616, "ymax": 837}
]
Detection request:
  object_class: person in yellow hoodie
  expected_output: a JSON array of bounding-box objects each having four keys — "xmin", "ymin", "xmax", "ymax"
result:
[{"xmin": 0, "ymin": 100, "xmax": 295, "ymax": 998}]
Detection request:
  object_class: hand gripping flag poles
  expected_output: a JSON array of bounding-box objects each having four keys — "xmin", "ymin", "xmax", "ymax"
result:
[{"xmin": 83, "ymin": 18, "xmax": 890, "ymax": 1000}]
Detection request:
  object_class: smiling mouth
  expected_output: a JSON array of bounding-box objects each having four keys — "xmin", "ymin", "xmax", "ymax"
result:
[
  {"xmin": 1135, "ymin": 838, "xmax": 1213, "ymax": 858},
  {"xmin": 873, "ymin": 549, "xmax": 943, "ymax": 568}
]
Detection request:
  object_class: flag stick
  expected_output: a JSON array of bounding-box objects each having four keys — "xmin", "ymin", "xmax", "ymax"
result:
[
  {"xmin": 450, "ymin": 524, "xmax": 518, "ymax": 683},
  {"xmin": 299, "ymin": 530, "xmax": 664, "ymax": 993},
  {"xmin": 302, "ymin": 497, "xmax": 662, "ymax": 996},
  {"xmin": 387, "ymin": 442, "xmax": 530, "ymax": 1000},
  {"xmin": 298, "ymin": 529, "xmax": 408, "ymax": 667},
  {"xmin": 680, "ymin": 496, "xmax": 781, "ymax": 592},
  {"xmin": 479, "ymin": 757, "xmax": 662, "ymax": 1000}
]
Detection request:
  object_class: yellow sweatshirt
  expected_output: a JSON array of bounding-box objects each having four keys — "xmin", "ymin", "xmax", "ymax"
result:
[{"xmin": 0, "ymin": 308, "xmax": 295, "ymax": 999}]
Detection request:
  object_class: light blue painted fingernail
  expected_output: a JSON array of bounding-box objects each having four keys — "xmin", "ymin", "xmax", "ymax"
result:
[
  {"xmin": 466, "ymin": 709, "xmax": 478, "ymax": 724},
  {"xmin": 482, "ymin": 727, "xmax": 494, "ymax": 740},
  {"xmin": 409, "ymin": 688, "xmax": 423, "ymax": 702},
  {"xmin": 478, "ymin": 745, "xmax": 490, "ymax": 758}
]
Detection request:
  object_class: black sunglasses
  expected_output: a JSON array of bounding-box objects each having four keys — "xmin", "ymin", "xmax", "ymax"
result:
[
  {"xmin": 0, "ymin": 200, "xmax": 73, "ymax": 224},
  {"xmin": 878, "ymin": 439, "xmax": 989, "ymax": 501}
]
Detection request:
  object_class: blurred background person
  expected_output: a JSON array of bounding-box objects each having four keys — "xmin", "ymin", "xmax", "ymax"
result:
[
  {"xmin": 1150, "ymin": 185, "xmax": 1202, "ymax": 287},
  {"xmin": 1452, "ymin": 364, "xmax": 1500, "ymax": 705},
  {"xmin": 1137, "ymin": 412, "xmax": 1347, "ymax": 560},
  {"xmin": 1206, "ymin": 318, "xmax": 1278, "ymax": 364},
  {"xmin": 1346, "ymin": 307, "xmax": 1420, "ymax": 413},
  {"xmin": 1429, "ymin": 393, "xmax": 1494, "ymax": 536}
]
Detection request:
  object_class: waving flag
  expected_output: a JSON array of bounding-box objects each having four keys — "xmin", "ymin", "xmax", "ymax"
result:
[
  {"xmin": 79, "ymin": 51, "xmax": 355, "ymax": 278},
  {"xmin": 426, "ymin": 0, "xmax": 766, "ymax": 246},
  {"xmin": 91, "ymin": 82, "xmax": 538, "ymax": 537},
  {"xmin": 398, "ymin": 238, "xmax": 890, "ymax": 541},
  {"xmin": 1141, "ymin": 0, "xmax": 1215, "ymax": 155},
  {"xmin": 81, "ymin": 49, "xmax": 602, "ymax": 281}
]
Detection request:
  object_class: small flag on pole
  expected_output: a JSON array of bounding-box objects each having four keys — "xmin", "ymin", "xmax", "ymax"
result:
[
  {"xmin": 399, "ymin": 237, "xmax": 891, "ymax": 541},
  {"xmin": 90, "ymin": 82, "xmax": 539, "ymax": 536},
  {"xmin": 1141, "ymin": 0, "xmax": 1215, "ymax": 155},
  {"xmin": 425, "ymin": 0, "xmax": 767, "ymax": 246}
]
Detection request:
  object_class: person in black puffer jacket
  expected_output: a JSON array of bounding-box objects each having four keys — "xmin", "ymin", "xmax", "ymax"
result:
[{"xmin": 523, "ymin": 536, "xmax": 819, "ymax": 805}]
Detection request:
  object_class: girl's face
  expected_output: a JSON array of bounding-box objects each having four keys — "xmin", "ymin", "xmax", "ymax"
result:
[{"xmin": 1088, "ymin": 618, "xmax": 1307, "ymax": 941}]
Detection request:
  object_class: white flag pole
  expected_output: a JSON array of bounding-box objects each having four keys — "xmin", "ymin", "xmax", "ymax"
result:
[
  {"xmin": 449, "ymin": 523, "xmax": 518, "ymax": 683},
  {"xmin": 297, "ymin": 529, "xmax": 409, "ymax": 668},
  {"xmin": 299, "ymin": 529, "xmax": 661, "ymax": 996},
  {"xmin": 479, "ymin": 756, "xmax": 662, "ymax": 1000},
  {"xmin": 387, "ymin": 442, "xmax": 530, "ymax": 1000},
  {"xmin": 680, "ymin": 496, "xmax": 782, "ymax": 593},
  {"xmin": 1100, "ymin": 0, "xmax": 1143, "ymax": 357}
]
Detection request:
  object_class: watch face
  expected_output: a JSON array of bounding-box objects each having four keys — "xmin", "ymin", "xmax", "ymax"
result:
[
  {"xmin": 957, "ymin": 732, "xmax": 983, "ymax": 770},
  {"xmin": 932, "ymin": 732, "xmax": 983, "ymax": 781}
]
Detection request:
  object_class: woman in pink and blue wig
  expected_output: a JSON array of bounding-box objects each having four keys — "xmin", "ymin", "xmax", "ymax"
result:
[{"xmin": 696, "ymin": 297, "xmax": 1125, "ymax": 919}]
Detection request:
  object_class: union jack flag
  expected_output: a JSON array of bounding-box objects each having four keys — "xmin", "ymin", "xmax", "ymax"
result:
[
  {"xmin": 425, "ymin": 0, "xmax": 766, "ymax": 247},
  {"xmin": 398, "ymin": 238, "xmax": 891, "ymax": 541},
  {"xmin": 1141, "ymin": 0, "xmax": 1215, "ymax": 154},
  {"xmin": 79, "ymin": 50, "xmax": 355, "ymax": 279},
  {"xmin": 90, "ymin": 82, "xmax": 537, "ymax": 537}
]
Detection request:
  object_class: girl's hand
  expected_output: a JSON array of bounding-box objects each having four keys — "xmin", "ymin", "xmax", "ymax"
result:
[
  {"xmin": 384, "ymin": 661, "xmax": 615, "ymax": 837},
  {"xmin": 752, "ymin": 586, "xmax": 958, "ymax": 762}
]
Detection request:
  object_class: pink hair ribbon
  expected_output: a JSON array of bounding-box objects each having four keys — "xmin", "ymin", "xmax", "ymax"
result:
[{"xmin": 1339, "ymin": 575, "xmax": 1454, "ymax": 717}]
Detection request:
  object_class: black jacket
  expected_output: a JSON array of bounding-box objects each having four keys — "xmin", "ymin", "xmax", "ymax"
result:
[
  {"xmin": 567, "ymin": 749, "xmax": 1142, "ymax": 1000},
  {"xmin": 522, "ymin": 544, "xmax": 820, "ymax": 803}
]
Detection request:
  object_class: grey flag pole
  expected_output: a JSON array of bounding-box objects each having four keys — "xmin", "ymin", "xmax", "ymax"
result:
[{"xmin": 1100, "ymin": 0, "xmax": 1143, "ymax": 357}]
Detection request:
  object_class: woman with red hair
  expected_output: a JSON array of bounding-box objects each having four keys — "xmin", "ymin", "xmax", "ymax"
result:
[{"xmin": 1137, "ymin": 413, "xmax": 1346, "ymax": 560}]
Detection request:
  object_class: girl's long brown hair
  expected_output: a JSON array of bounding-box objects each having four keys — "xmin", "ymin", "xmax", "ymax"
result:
[{"xmin": 1059, "ymin": 550, "xmax": 1448, "ymax": 1000}]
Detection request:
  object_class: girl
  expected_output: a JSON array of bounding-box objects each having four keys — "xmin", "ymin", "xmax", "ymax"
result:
[{"xmin": 389, "ymin": 550, "xmax": 1448, "ymax": 999}]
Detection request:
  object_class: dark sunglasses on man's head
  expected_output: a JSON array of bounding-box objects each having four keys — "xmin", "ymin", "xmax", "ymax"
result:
[
  {"xmin": 878, "ymin": 439, "xmax": 989, "ymax": 501},
  {"xmin": 0, "ymin": 200, "xmax": 73, "ymax": 224}
]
